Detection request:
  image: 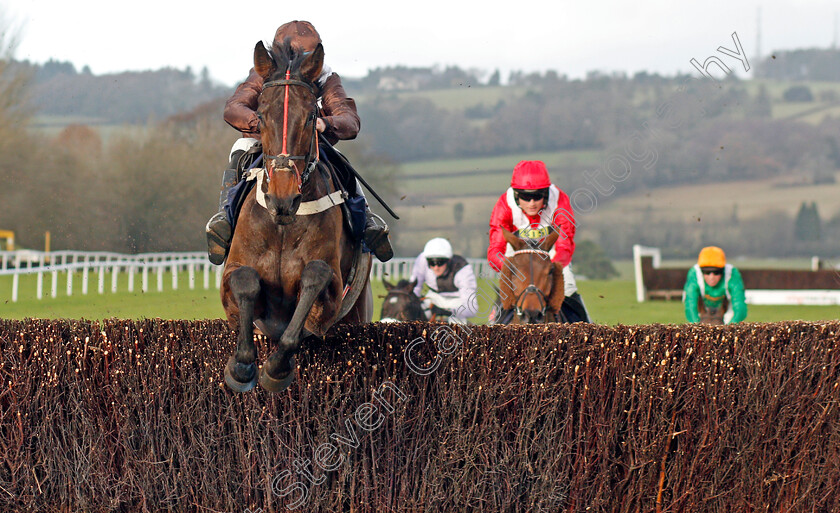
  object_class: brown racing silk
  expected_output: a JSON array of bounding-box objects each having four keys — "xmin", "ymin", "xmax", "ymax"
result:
[{"xmin": 224, "ymin": 69, "xmax": 360, "ymax": 145}]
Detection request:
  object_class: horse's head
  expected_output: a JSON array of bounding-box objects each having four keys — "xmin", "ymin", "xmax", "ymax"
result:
[
  {"xmin": 380, "ymin": 278, "xmax": 424, "ymax": 322},
  {"xmin": 253, "ymin": 38, "xmax": 324, "ymax": 225},
  {"xmin": 499, "ymin": 228, "xmax": 565, "ymax": 324}
]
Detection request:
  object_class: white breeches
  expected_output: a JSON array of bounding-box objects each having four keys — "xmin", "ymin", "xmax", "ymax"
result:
[{"xmin": 229, "ymin": 137, "xmax": 259, "ymax": 162}]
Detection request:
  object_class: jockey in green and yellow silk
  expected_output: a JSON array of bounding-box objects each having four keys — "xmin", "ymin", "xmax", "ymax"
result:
[{"xmin": 683, "ymin": 246, "xmax": 748, "ymax": 324}]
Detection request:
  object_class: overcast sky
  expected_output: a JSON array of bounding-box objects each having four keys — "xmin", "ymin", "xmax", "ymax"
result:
[{"xmin": 5, "ymin": 0, "xmax": 839, "ymax": 87}]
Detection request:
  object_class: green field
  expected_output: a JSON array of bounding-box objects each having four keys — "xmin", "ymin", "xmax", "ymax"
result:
[
  {"xmin": 583, "ymin": 172, "xmax": 840, "ymax": 224},
  {"xmin": 2, "ymin": 273, "xmax": 836, "ymax": 325}
]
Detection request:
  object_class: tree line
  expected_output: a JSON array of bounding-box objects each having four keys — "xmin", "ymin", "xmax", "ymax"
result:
[{"xmin": 5, "ymin": 45, "xmax": 840, "ymax": 260}]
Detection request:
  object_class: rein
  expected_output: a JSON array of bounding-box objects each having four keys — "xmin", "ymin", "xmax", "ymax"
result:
[{"xmin": 262, "ymin": 70, "xmax": 320, "ymax": 191}]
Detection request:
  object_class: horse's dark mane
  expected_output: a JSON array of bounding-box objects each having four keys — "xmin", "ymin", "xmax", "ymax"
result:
[{"xmin": 268, "ymin": 37, "xmax": 307, "ymax": 81}]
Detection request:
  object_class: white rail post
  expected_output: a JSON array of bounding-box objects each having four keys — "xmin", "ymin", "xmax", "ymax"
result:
[
  {"xmin": 12, "ymin": 274, "xmax": 18, "ymax": 302},
  {"xmin": 98, "ymin": 266, "xmax": 105, "ymax": 294},
  {"xmin": 171, "ymin": 263, "xmax": 178, "ymax": 290},
  {"xmin": 142, "ymin": 266, "xmax": 149, "ymax": 293},
  {"xmin": 51, "ymin": 270, "xmax": 58, "ymax": 298},
  {"xmin": 188, "ymin": 263, "xmax": 195, "ymax": 290},
  {"xmin": 36, "ymin": 271, "xmax": 43, "ymax": 300},
  {"xmin": 82, "ymin": 267, "xmax": 89, "ymax": 295},
  {"xmin": 128, "ymin": 266, "xmax": 135, "ymax": 292},
  {"xmin": 215, "ymin": 265, "xmax": 222, "ymax": 289},
  {"xmin": 111, "ymin": 264, "xmax": 119, "ymax": 293},
  {"xmin": 157, "ymin": 266, "xmax": 163, "ymax": 292},
  {"xmin": 203, "ymin": 263, "xmax": 210, "ymax": 289},
  {"xmin": 66, "ymin": 269, "xmax": 73, "ymax": 296}
]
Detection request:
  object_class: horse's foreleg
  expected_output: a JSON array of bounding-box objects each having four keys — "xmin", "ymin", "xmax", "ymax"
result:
[
  {"xmin": 259, "ymin": 260, "xmax": 333, "ymax": 393},
  {"xmin": 224, "ymin": 266, "xmax": 261, "ymax": 393}
]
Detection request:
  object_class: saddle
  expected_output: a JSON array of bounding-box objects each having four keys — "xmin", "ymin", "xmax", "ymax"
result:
[
  {"xmin": 698, "ymin": 297, "xmax": 728, "ymax": 325},
  {"xmin": 223, "ymin": 141, "xmax": 366, "ymax": 245}
]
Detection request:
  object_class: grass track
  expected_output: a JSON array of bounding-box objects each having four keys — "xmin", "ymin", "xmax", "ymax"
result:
[{"xmin": 2, "ymin": 273, "xmax": 836, "ymax": 325}]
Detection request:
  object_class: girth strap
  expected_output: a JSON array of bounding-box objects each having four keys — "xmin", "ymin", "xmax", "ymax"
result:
[
  {"xmin": 241, "ymin": 168, "xmax": 345, "ymax": 215},
  {"xmin": 297, "ymin": 190, "xmax": 346, "ymax": 215}
]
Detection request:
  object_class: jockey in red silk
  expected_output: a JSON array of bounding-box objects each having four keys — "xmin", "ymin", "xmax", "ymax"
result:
[{"xmin": 488, "ymin": 160, "xmax": 591, "ymax": 323}]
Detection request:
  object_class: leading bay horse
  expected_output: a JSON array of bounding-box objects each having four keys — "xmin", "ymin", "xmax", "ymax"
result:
[
  {"xmin": 497, "ymin": 228, "xmax": 565, "ymax": 324},
  {"xmin": 221, "ymin": 39, "xmax": 372, "ymax": 393}
]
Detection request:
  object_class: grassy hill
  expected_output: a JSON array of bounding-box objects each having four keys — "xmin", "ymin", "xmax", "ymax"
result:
[{"xmin": 584, "ymin": 172, "xmax": 840, "ymax": 225}]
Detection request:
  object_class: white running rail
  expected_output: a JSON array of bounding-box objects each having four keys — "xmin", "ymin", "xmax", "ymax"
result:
[{"xmin": 0, "ymin": 251, "xmax": 498, "ymax": 303}]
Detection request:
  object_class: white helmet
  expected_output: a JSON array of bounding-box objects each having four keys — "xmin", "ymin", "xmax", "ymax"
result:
[{"xmin": 423, "ymin": 238, "xmax": 453, "ymax": 259}]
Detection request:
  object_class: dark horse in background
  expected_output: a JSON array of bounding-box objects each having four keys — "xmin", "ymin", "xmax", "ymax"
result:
[
  {"xmin": 221, "ymin": 39, "xmax": 372, "ymax": 393},
  {"xmin": 496, "ymin": 228, "xmax": 566, "ymax": 324},
  {"xmin": 379, "ymin": 278, "xmax": 425, "ymax": 322}
]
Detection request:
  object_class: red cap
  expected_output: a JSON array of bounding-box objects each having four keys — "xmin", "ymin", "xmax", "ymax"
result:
[{"xmin": 510, "ymin": 160, "xmax": 551, "ymax": 190}]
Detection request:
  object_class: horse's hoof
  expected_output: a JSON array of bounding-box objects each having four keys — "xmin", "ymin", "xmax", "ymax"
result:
[
  {"xmin": 224, "ymin": 356, "xmax": 258, "ymax": 393},
  {"xmin": 258, "ymin": 356, "xmax": 296, "ymax": 393}
]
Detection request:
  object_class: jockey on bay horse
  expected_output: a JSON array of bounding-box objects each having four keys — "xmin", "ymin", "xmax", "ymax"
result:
[
  {"xmin": 488, "ymin": 160, "xmax": 591, "ymax": 323},
  {"xmin": 205, "ymin": 20, "xmax": 393, "ymax": 266},
  {"xmin": 220, "ymin": 33, "xmax": 375, "ymax": 393},
  {"xmin": 409, "ymin": 237, "xmax": 478, "ymax": 322}
]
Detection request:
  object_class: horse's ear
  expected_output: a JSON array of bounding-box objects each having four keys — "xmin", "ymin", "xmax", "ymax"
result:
[
  {"xmin": 540, "ymin": 230, "xmax": 560, "ymax": 252},
  {"xmin": 408, "ymin": 278, "xmax": 418, "ymax": 291},
  {"xmin": 502, "ymin": 228, "xmax": 524, "ymax": 251},
  {"xmin": 300, "ymin": 43, "xmax": 324, "ymax": 83},
  {"xmin": 254, "ymin": 41, "xmax": 276, "ymax": 80},
  {"xmin": 383, "ymin": 279, "xmax": 394, "ymax": 290}
]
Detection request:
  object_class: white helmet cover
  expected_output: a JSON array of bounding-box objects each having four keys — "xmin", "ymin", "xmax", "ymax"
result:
[{"xmin": 423, "ymin": 237, "xmax": 453, "ymax": 259}]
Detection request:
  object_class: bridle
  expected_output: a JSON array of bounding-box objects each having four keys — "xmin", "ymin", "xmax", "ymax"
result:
[
  {"xmin": 261, "ymin": 69, "xmax": 320, "ymax": 191},
  {"xmin": 509, "ymin": 248, "xmax": 551, "ymax": 320}
]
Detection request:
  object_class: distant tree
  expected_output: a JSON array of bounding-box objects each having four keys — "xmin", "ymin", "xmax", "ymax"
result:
[
  {"xmin": 487, "ymin": 69, "xmax": 500, "ymax": 86},
  {"xmin": 453, "ymin": 202, "xmax": 464, "ymax": 224},
  {"xmin": 748, "ymin": 85, "xmax": 772, "ymax": 118},
  {"xmin": 572, "ymin": 240, "xmax": 619, "ymax": 280},
  {"xmin": 794, "ymin": 201, "xmax": 821, "ymax": 241},
  {"xmin": 37, "ymin": 58, "xmax": 76, "ymax": 80},
  {"xmin": 730, "ymin": 204, "xmax": 739, "ymax": 225},
  {"xmin": 783, "ymin": 85, "xmax": 814, "ymax": 102},
  {"xmin": 0, "ymin": 16, "xmax": 39, "ymax": 245},
  {"xmin": 200, "ymin": 66, "xmax": 211, "ymax": 87}
]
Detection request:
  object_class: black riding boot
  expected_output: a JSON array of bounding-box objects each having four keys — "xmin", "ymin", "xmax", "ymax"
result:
[
  {"xmin": 363, "ymin": 207, "xmax": 393, "ymax": 262},
  {"xmin": 560, "ymin": 292, "xmax": 592, "ymax": 323},
  {"xmin": 205, "ymin": 151, "xmax": 244, "ymax": 265}
]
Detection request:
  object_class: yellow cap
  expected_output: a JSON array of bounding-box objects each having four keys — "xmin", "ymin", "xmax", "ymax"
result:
[{"xmin": 698, "ymin": 246, "xmax": 726, "ymax": 268}]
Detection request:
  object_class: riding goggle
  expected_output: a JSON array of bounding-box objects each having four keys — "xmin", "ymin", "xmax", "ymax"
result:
[
  {"xmin": 427, "ymin": 258, "xmax": 449, "ymax": 267},
  {"xmin": 701, "ymin": 268, "xmax": 723, "ymax": 276},
  {"xmin": 516, "ymin": 190, "xmax": 546, "ymax": 202}
]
